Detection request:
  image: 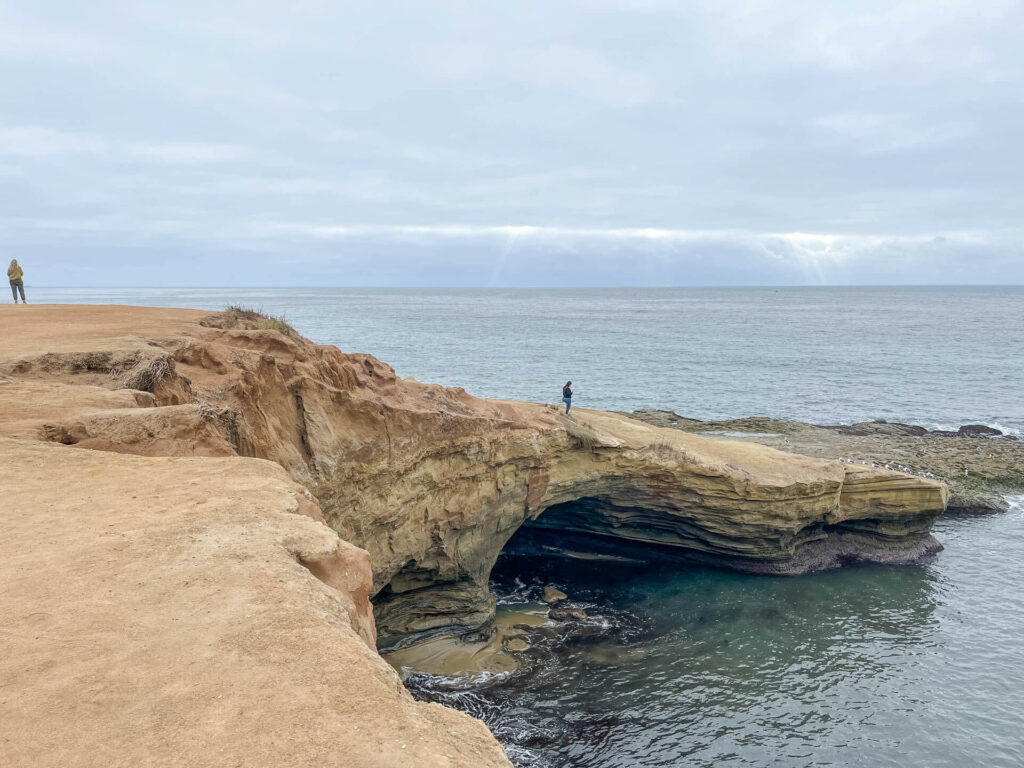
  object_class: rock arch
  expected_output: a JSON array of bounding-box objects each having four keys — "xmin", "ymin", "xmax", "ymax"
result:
[{"xmin": 364, "ymin": 412, "xmax": 946, "ymax": 647}]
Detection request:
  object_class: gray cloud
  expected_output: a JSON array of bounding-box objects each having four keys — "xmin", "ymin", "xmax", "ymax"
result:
[{"xmin": 1, "ymin": 1, "xmax": 1022, "ymax": 285}]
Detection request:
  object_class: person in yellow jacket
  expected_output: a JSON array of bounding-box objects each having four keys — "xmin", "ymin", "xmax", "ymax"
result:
[{"xmin": 8, "ymin": 259, "xmax": 26, "ymax": 303}]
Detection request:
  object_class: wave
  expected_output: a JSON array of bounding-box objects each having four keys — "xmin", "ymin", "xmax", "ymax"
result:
[{"xmin": 1005, "ymin": 495, "xmax": 1024, "ymax": 518}]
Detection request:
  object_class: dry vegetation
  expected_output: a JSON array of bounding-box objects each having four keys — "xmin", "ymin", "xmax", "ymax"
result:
[
  {"xmin": 199, "ymin": 305, "xmax": 296, "ymax": 335},
  {"xmin": 121, "ymin": 356, "xmax": 171, "ymax": 392}
]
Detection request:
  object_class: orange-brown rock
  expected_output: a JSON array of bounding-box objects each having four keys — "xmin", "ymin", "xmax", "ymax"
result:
[
  {"xmin": 1, "ymin": 305, "xmax": 948, "ymax": 644},
  {"xmin": 0, "ymin": 437, "xmax": 510, "ymax": 768},
  {"xmin": 0, "ymin": 304, "xmax": 950, "ymax": 765}
]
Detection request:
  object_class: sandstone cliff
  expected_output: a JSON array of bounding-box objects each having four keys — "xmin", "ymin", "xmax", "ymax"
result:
[
  {"xmin": 0, "ymin": 306, "xmax": 513, "ymax": 767},
  {"xmin": 2, "ymin": 306, "xmax": 947, "ymax": 639},
  {"xmin": 0, "ymin": 305, "xmax": 949, "ymax": 765}
]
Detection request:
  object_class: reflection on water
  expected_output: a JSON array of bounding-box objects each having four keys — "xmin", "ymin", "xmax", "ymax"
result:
[{"xmin": 407, "ymin": 500, "xmax": 1024, "ymax": 768}]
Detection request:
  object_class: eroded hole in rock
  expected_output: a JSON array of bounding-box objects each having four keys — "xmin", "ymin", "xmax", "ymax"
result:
[
  {"xmin": 503, "ymin": 498, "xmax": 711, "ymax": 566},
  {"xmin": 385, "ymin": 501, "xmax": 672, "ymax": 681},
  {"xmin": 490, "ymin": 499, "xmax": 702, "ymax": 625},
  {"xmin": 376, "ymin": 497, "xmax": 723, "ymax": 655},
  {"xmin": 379, "ymin": 493, "xmax": 939, "ymax": 677}
]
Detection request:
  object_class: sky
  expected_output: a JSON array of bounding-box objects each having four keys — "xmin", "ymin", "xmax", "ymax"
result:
[{"xmin": 2, "ymin": 0, "xmax": 1023, "ymax": 286}]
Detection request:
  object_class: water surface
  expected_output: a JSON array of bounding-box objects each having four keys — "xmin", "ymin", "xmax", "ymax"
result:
[
  {"xmin": 412, "ymin": 500, "xmax": 1024, "ymax": 767},
  {"xmin": 31, "ymin": 286, "xmax": 1024, "ymax": 433}
]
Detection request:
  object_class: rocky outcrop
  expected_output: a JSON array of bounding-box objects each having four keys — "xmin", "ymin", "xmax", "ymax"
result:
[{"xmin": 1, "ymin": 306, "xmax": 949, "ymax": 657}]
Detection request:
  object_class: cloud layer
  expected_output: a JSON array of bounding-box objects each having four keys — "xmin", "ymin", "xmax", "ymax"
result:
[{"xmin": 1, "ymin": 1, "xmax": 1022, "ymax": 285}]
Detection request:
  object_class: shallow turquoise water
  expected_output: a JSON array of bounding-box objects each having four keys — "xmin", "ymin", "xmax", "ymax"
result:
[{"xmin": 412, "ymin": 499, "xmax": 1024, "ymax": 767}]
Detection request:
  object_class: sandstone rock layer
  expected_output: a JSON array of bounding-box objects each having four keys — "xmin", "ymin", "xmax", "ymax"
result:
[{"xmin": 0, "ymin": 305, "xmax": 949, "ymax": 764}]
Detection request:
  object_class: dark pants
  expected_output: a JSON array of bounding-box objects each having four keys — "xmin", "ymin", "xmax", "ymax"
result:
[{"xmin": 10, "ymin": 279, "xmax": 24, "ymax": 302}]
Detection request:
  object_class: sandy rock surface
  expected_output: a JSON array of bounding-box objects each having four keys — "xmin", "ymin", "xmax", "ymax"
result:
[{"xmin": 0, "ymin": 437, "xmax": 510, "ymax": 768}]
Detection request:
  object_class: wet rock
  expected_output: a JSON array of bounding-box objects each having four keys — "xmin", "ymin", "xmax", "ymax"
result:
[
  {"xmin": 831, "ymin": 421, "xmax": 930, "ymax": 437},
  {"xmin": 503, "ymin": 638, "xmax": 531, "ymax": 652},
  {"xmin": 947, "ymin": 489, "xmax": 1010, "ymax": 515},
  {"xmin": 549, "ymin": 608, "xmax": 588, "ymax": 623},
  {"xmin": 958, "ymin": 424, "xmax": 1003, "ymax": 438},
  {"xmin": 542, "ymin": 587, "xmax": 568, "ymax": 605}
]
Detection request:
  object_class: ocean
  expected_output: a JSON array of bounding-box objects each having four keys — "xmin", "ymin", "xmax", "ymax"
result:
[
  {"xmin": 30, "ymin": 286, "xmax": 1024, "ymax": 434},
  {"xmin": 28, "ymin": 285, "xmax": 1024, "ymax": 766}
]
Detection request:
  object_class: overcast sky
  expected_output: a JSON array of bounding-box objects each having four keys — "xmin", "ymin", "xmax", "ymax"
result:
[{"xmin": 2, "ymin": 1, "xmax": 1023, "ymax": 286}]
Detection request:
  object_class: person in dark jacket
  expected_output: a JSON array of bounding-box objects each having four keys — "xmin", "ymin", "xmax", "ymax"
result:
[{"xmin": 562, "ymin": 381, "xmax": 573, "ymax": 414}]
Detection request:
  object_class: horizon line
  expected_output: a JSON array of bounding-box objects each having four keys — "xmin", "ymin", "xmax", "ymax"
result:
[{"xmin": 27, "ymin": 283, "xmax": 1024, "ymax": 290}]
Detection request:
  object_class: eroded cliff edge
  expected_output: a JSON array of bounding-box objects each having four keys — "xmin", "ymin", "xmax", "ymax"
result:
[
  {"xmin": 0, "ymin": 438, "xmax": 509, "ymax": 768},
  {"xmin": 1, "ymin": 305, "xmax": 948, "ymax": 661},
  {"xmin": 0, "ymin": 307, "xmax": 512, "ymax": 768}
]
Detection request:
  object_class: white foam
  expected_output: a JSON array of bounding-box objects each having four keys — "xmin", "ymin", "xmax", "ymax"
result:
[
  {"xmin": 1005, "ymin": 495, "xmax": 1024, "ymax": 519},
  {"xmin": 919, "ymin": 420, "xmax": 1023, "ymax": 438}
]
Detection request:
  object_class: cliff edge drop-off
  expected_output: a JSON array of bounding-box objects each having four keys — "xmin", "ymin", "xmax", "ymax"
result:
[{"xmin": 0, "ymin": 305, "xmax": 948, "ymax": 767}]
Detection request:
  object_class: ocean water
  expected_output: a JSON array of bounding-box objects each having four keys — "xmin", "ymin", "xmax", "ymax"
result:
[
  {"xmin": 414, "ymin": 500, "xmax": 1024, "ymax": 768},
  {"xmin": 29, "ymin": 285, "xmax": 1024, "ymax": 766},
  {"xmin": 31, "ymin": 286, "xmax": 1024, "ymax": 433}
]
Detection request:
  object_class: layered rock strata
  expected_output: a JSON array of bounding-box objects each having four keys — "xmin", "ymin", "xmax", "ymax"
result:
[
  {"xmin": 627, "ymin": 410, "xmax": 1022, "ymax": 515},
  {"xmin": 1, "ymin": 306, "xmax": 948, "ymax": 659}
]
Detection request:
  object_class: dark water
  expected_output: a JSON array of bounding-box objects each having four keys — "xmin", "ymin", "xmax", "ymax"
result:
[
  {"xmin": 411, "ymin": 499, "xmax": 1024, "ymax": 767},
  {"xmin": 31, "ymin": 285, "xmax": 1024, "ymax": 434}
]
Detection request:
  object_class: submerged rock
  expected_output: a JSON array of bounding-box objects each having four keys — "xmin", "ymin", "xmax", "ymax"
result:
[
  {"xmin": 383, "ymin": 631, "xmax": 520, "ymax": 680},
  {"xmin": 549, "ymin": 608, "xmax": 589, "ymax": 623},
  {"xmin": 542, "ymin": 587, "xmax": 569, "ymax": 605}
]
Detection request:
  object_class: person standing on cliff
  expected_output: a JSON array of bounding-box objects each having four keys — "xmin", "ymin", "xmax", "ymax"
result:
[
  {"xmin": 562, "ymin": 381, "xmax": 573, "ymax": 414},
  {"xmin": 8, "ymin": 259, "xmax": 26, "ymax": 304}
]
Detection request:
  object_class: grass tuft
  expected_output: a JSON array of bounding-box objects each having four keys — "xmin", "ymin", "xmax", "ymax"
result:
[
  {"xmin": 202, "ymin": 305, "xmax": 297, "ymax": 335},
  {"xmin": 121, "ymin": 356, "xmax": 170, "ymax": 392}
]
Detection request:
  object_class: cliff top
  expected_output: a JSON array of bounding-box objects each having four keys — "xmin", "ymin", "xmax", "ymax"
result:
[
  {"xmin": 0, "ymin": 304, "xmax": 857, "ymax": 488},
  {"xmin": 0, "ymin": 304, "xmax": 205, "ymax": 355},
  {"xmin": 0, "ymin": 436, "xmax": 509, "ymax": 767}
]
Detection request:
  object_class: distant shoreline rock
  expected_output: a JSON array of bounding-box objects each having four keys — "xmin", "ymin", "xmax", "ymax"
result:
[{"xmin": 819, "ymin": 418, "xmax": 1014, "ymax": 441}]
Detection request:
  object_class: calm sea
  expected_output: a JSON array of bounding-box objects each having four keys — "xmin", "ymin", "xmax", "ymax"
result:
[
  {"xmin": 30, "ymin": 286, "xmax": 1024, "ymax": 433},
  {"xmin": 28, "ymin": 285, "xmax": 1024, "ymax": 767}
]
